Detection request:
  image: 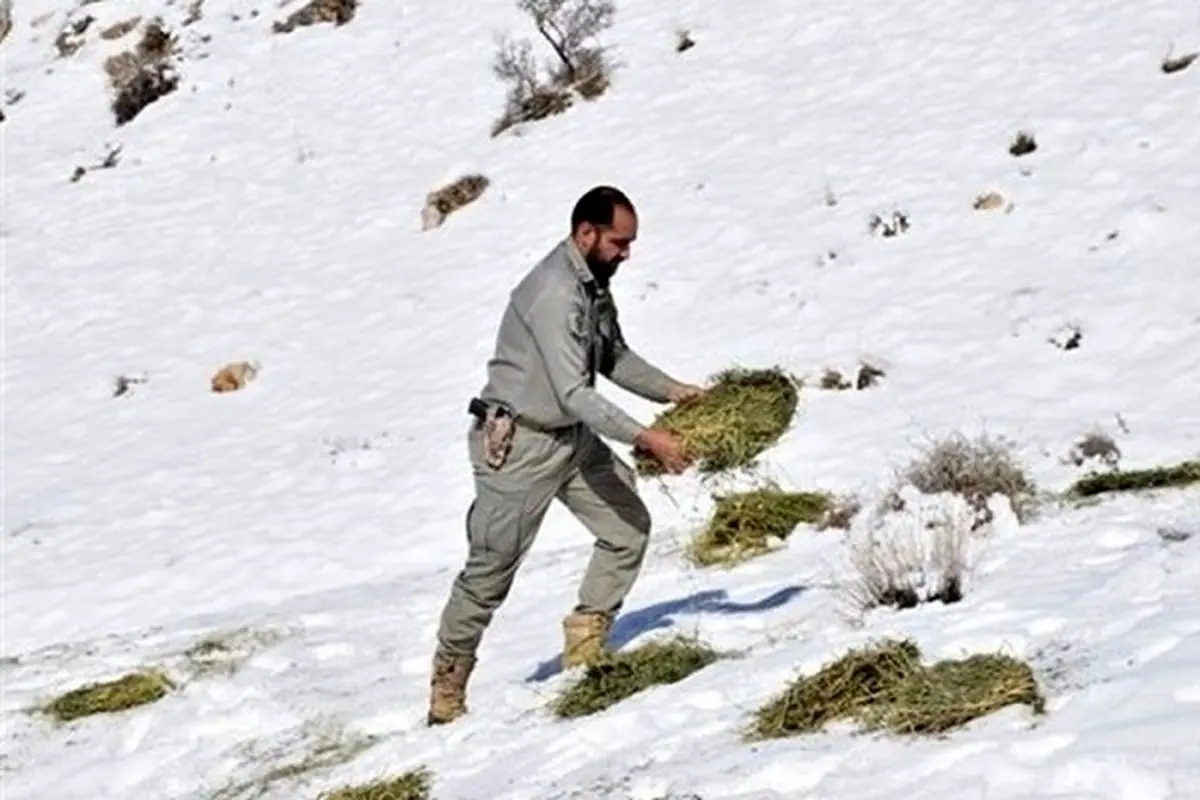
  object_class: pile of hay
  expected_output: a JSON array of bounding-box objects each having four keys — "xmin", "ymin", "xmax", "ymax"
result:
[
  {"xmin": 1069, "ymin": 459, "xmax": 1200, "ymax": 498},
  {"xmin": 688, "ymin": 487, "xmax": 833, "ymax": 567},
  {"xmin": 319, "ymin": 766, "xmax": 432, "ymax": 800},
  {"xmin": 552, "ymin": 635, "xmax": 721, "ymax": 718},
  {"xmin": 44, "ymin": 668, "xmax": 175, "ymax": 722},
  {"xmin": 635, "ymin": 367, "xmax": 800, "ymax": 476},
  {"xmin": 749, "ymin": 638, "xmax": 1044, "ymax": 740}
]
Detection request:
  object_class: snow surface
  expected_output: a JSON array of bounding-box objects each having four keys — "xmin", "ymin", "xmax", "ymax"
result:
[{"xmin": 3, "ymin": 0, "xmax": 1200, "ymax": 796}]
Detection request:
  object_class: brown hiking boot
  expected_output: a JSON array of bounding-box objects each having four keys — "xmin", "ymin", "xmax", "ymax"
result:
[
  {"xmin": 426, "ymin": 650, "xmax": 476, "ymax": 726},
  {"xmin": 561, "ymin": 610, "xmax": 614, "ymax": 669}
]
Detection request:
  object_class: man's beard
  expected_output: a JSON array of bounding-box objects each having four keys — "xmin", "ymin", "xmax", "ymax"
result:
[{"xmin": 585, "ymin": 251, "xmax": 620, "ymax": 287}]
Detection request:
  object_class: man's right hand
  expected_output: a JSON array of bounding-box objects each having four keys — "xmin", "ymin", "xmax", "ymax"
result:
[{"xmin": 634, "ymin": 428, "xmax": 692, "ymax": 475}]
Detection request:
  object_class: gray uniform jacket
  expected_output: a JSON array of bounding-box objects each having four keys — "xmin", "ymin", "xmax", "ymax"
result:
[{"xmin": 478, "ymin": 236, "xmax": 683, "ymax": 445}]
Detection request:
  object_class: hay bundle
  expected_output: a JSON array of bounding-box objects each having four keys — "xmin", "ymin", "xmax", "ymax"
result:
[
  {"xmin": 688, "ymin": 487, "xmax": 833, "ymax": 567},
  {"xmin": 552, "ymin": 635, "xmax": 720, "ymax": 718},
  {"xmin": 749, "ymin": 638, "xmax": 1044, "ymax": 740},
  {"xmin": 635, "ymin": 367, "xmax": 799, "ymax": 476},
  {"xmin": 44, "ymin": 668, "xmax": 175, "ymax": 722},
  {"xmin": 319, "ymin": 767, "xmax": 432, "ymax": 800}
]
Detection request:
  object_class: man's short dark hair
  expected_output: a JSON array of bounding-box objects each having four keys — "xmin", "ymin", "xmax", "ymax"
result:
[{"xmin": 570, "ymin": 185, "xmax": 635, "ymax": 231}]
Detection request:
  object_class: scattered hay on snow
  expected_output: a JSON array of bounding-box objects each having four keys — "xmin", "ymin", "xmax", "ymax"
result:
[
  {"xmin": 688, "ymin": 486, "xmax": 833, "ymax": 567},
  {"xmin": 318, "ymin": 766, "xmax": 433, "ymax": 800},
  {"xmin": 635, "ymin": 366, "xmax": 799, "ymax": 477},
  {"xmin": 1069, "ymin": 459, "xmax": 1200, "ymax": 498},
  {"xmin": 748, "ymin": 638, "xmax": 1044, "ymax": 740},
  {"xmin": 43, "ymin": 668, "xmax": 175, "ymax": 722},
  {"xmin": 552, "ymin": 635, "xmax": 721, "ymax": 718}
]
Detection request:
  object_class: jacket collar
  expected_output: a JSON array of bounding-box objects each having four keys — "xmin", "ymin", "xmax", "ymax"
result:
[{"xmin": 564, "ymin": 236, "xmax": 597, "ymax": 288}]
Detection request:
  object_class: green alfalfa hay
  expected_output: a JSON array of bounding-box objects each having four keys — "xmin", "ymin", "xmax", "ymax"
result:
[
  {"xmin": 551, "ymin": 635, "xmax": 722, "ymax": 718},
  {"xmin": 1069, "ymin": 459, "xmax": 1200, "ymax": 498},
  {"xmin": 43, "ymin": 668, "xmax": 175, "ymax": 722},
  {"xmin": 687, "ymin": 487, "xmax": 834, "ymax": 567},
  {"xmin": 635, "ymin": 366, "xmax": 800, "ymax": 476},
  {"xmin": 318, "ymin": 765, "xmax": 433, "ymax": 800},
  {"xmin": 747, "ymin": 638, "xmax": 1044, "ymax": 740}
]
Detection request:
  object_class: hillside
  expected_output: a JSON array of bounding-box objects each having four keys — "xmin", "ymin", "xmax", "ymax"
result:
[{"xmin": 3, "ymin": 0, "xmax": 1200, "ymax": 797}]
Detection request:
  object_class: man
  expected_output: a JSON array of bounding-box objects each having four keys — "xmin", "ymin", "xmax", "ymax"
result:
[{"xmin": 426, "ymin": 185, "xmax": 703, "ymax": 726}]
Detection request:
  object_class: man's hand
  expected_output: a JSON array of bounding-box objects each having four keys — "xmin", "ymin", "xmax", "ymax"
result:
[
  {"xmin": 634, "ymin": 427, "xmax": 692, "ymax": 475},
  {"xmin": 667, "ymin": 383, "xmax": 706, "ymax": 404}
]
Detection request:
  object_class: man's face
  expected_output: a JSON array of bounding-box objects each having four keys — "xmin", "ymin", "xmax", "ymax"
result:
[{"xmin": 582, "ymin": 205, "xmax": 638, "ymax": 272}]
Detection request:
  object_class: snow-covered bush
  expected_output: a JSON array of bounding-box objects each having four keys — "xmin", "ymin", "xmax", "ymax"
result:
[
  {"xmin": 491, "ymin": 0, "xmax": 616, "ymax": 136},
  {"xmin": 845, "ymin": 487, "xmax": 1011, "ymax": 613},
  {"xmin": 888, "ymin": 431, "xmax": 1038, "ymax": 524}
]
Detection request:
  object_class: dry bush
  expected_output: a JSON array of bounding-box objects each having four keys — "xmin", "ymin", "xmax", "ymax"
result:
[
  {"xmin": 845, "ymin": 489, "xmax": 979, "ymax": 612},
  {"xmin": 1063, "ymin": 431, "xmax": 1121, "ymax": 470},
  {"xmin": 211, "ymin": 360, "xmax": 260, "ymax": 393},
  {"xmin": 633, "ymin": 366, "xmax": 799, "ymax": 477},
  {"xmin": 1009, "ymin": 131, "xmax": 1037, "ymax": 156},
  {"xmin": 0, "ymin": 0, "xmax": 13, "ymax": 45},
  {"xmin": 687, "ymin": 486, "xmax": 833, "ymax": 567},
  {"xmin": 552, "ymin": 635, "xmax": 720, "ymax": 718},
  {"xmin": 748, "ymin": 638, "xmax": 1044, "ymax": 740},
  {"xmin": 43, "ymin": 668, "xmax": 175, "ymax": 722},
  {"xmin": 104, "ymin": 18, "xmax": 181, "ymax": 126},
  {"xmin": 101, "ymin": 16, "xmax": 141, "ymax": 40},
  {"xmin": 1161, "ymin": 48, "xmax": 1197, "ymax": 74},
  {"xmin": 491, "ymin": 0, "xmax": 616, "ymax": 136},
  {"xmin": 273, "ymin": 0, "xmax": 357, "ymax": 34},
  {"xmin": 420, "ymin": 174, "xmax": 490, "ymax": 230},
  {"xmin": 55, "ymin": 12, "xmax": 95, "ymax": 57},
  {"xmin": 319, "ymin": 766, "xmax": 433, "ymax": 800},
  {"xmin": 890, "ymin": 432, "xmax": 1038, "ymax": 523}
]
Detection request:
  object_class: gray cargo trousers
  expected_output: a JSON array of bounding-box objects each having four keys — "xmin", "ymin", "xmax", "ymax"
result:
[{"xmin": 434, "ymin": 416, "xmax": 652, "ymax": 658}]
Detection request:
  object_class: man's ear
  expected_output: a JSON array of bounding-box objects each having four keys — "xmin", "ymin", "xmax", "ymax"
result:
[{"xmin": 575, "ymin": 223, "xmax": 597, "ymax": 251}]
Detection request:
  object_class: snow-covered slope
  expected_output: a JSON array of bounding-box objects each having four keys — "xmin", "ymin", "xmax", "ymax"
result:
[{"xmin": 3, "ymin": 0, "xmax": 1200, "ymax": 796}]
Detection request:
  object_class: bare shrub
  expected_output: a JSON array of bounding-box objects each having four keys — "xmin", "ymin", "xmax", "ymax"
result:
[
  {"xmin": 817, "ymin": 494, "xmax": 862, "ymax": 531},
  {"xmin": 1009, "ymin": 131, "xmax": 1037, "ymax": 157},
  {"xmin": 421, "ymin": 174, "xmax": 490, "ymax": 230},
  {"xmin": 1063, "ymin": 431, "xmax": 1121, "ymax": 470},
  {"xmin": 491, "ymin": 0, "xmax": 617, "ymax": 136},
  {"xmin": 889, "ymin": 432, "xmax": 1037, "ymax": 524},
  {"xmin": 104, "ymin": 18, "xmax": 181, "ymax": 126},
  {"xmin": 273, "ymin": 0, "xmax": 357, "ymax": 34},
  {"xmin": 674, "ymin": 28, "xmax": 695, "ymax": 53},
  {"xmin": 845, "ymin": 489, "xmax": 979, "ymax": 612}
]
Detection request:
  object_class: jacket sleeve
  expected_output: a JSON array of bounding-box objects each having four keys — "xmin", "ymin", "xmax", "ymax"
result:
[
  {"xmin": 605, "ymin": 319, "xmax": 681, "ymax": 403},
  {"xmin": 523, "ymin": 286, "xmax": 647, "ymax": 445}
]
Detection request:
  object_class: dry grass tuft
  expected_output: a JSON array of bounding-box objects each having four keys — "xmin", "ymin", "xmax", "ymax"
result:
[
  {"xmin": 635, "ymin": 366, "xmax": 799, "ymax": 476},
  {"xmin": 552, "ymin": 635, "xmax": 721, "ymax": 718},
  {"xmin": 1069, "ymin": 459, "xmax": 1200, "ymax": 498},
  {"xmin": 101, "ymin": 17, "xmax": 142, "ymax": 40},
  {"xmin": 1063, "ymin": 431, "xmax": 1121, "ymax": 470},
  {"xmin": 44, "ymin": 668, "xmax": 175, "ymax": 722},
  {"xmin": 319, "ymin": 766, "xmax": 433, "ymax": 800},
  {"xmin": 748, "ymin": 638, "xmax": 1044, "ymax": 740},
  {"xmin": 687, "ymin": 487, "xmax": 833, "ymax": 567},
  {"xmin": 273, "ymin": 0, "xmax": 357, "ymax": 34},
  {"xmin": 891, "ymin": 432, "xmax": 1037, "ymax": 523},
  {"xmin": 421, "ymin": 174, "xmax": 490, "ymax": 230},
  {"xmin": 1009, "ymin": 131, "xmax": 1037, "ymax": 157}
]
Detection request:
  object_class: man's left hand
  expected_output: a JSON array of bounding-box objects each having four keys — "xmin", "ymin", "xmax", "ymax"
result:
[{"xmin": 668, "ymin": 383, "xmax": 706, "ymax": 403}]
